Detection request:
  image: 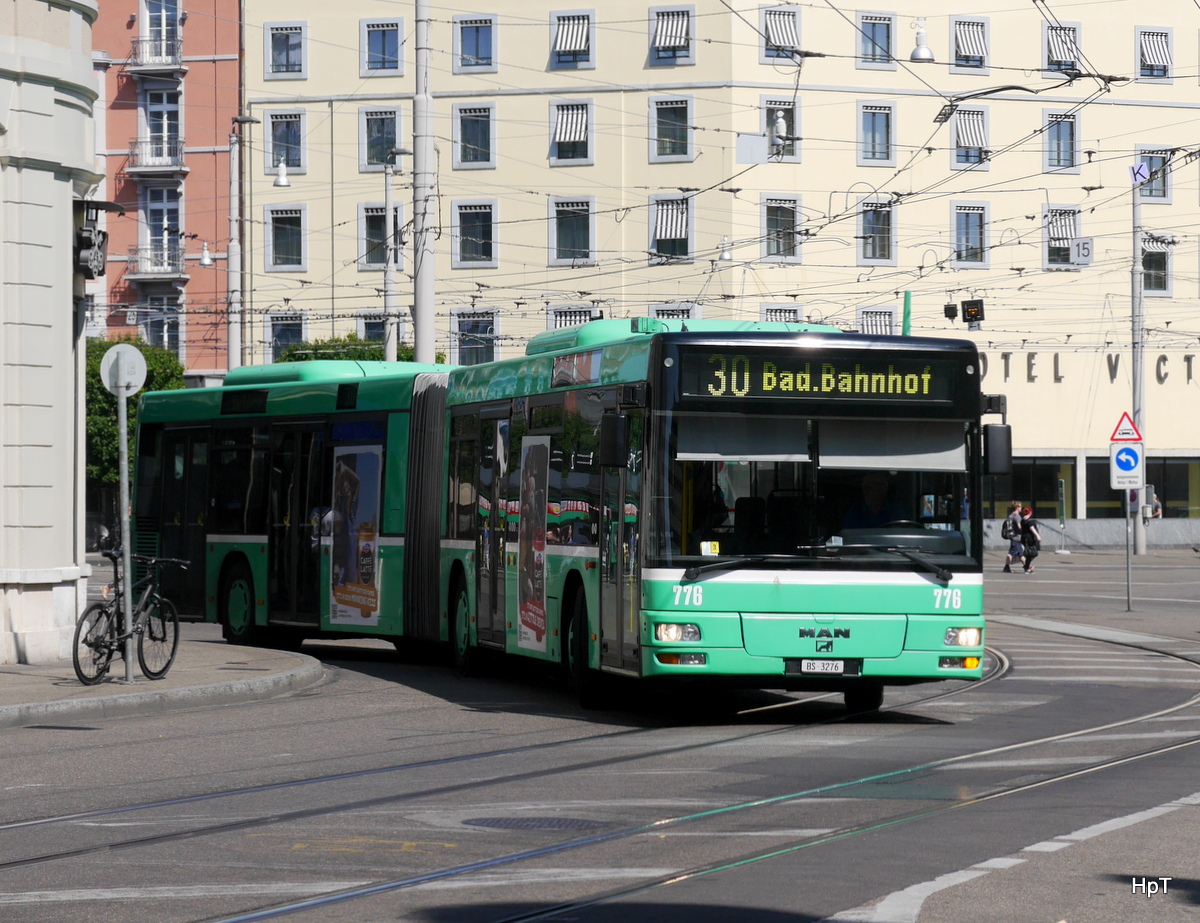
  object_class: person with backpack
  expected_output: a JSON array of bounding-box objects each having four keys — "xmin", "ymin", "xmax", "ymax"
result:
[
  {"xmin": 1002, "ymin": 500, "xmax": 1024, "ymax": 573},
  {"xmin": 1020, "ymin": 507, "xmax": 1042, "ymax": 574}
]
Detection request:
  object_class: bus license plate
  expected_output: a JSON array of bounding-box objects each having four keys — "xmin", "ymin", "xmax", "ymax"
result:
[{"xmin": 801, "ymin": 659, "xmax": 843, "ymax": 674}]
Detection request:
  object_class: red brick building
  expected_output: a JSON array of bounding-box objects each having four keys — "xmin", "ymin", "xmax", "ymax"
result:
[{"xmin": 91, "ymin": 0, "xmax": 241, "ymax": 382}]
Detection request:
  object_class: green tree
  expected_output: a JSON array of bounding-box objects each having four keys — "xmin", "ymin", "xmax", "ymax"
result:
[
  {"xmin": 277, "ymin": 333, "xmax": 445, "ymax": 363},
  {"xmin": 86, "ymin": 338, "xmax": 186, "ymax": 503}
]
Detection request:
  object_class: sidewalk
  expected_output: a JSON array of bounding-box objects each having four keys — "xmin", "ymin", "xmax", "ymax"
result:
[{"xmin": 0, "ymin": 622, "xmax": 324, "ymax": 729}]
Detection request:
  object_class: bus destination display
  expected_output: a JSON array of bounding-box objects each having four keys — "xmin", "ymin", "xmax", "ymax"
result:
[{"xmin": 679, "ymin": 350, "xmax": 957, "ymax": 402}]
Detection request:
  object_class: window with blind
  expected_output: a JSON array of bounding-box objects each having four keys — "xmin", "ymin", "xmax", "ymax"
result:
[
  {"xmin": 551, "ymin": 307, "xmax": 599, "ymax": 329},
  {"xmin": 1045, "ymin": 24, "xmax": 1080, "ymax": 71},
  {"xmin": 952, "ymin": 19, "xmax": 987, "ymax": 69},
  {"xmin": 552, "ymin": 12, "xmax": 592, "ymax": 67},
  {"xmin": 856, "ymin": 307, "xmax": 896, "ymax": 336},
  {"xmin": 1045, "ymin": 208, "xmax": 1078, "ymax": 266},
  {"xmin": 762, "ymin": 8, "xmax": 799, "ymax": 59},
  {"xmin": 651, "ymin": 8, "xmax": 692, "ymax": 63},
  {"xmin": 954, "ymin": 109, "xmax": 987, "ymax": 165},
  {"xmin": 552, "ymin": 102, "xmax": 590, "ymax": 162},
  {"xmin": 1142, "ymin": 236, "xmax": 1173, "ymax": 292},
  {"xmin": 652, "ymin": 197, "xmax": 689, "ymax": 259},
  {"xmin": 762, "ymin": 305, "xmax": 800, "ymax": 323},
  {"xmin": 1138, "ymin": 29, "xmax": 1171, "ymax": 79}
]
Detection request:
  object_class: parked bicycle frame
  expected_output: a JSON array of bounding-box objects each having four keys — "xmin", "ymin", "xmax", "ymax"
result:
[{"xmin": 73, "ymin": 549, "xmax": 188, "ymax": 685}]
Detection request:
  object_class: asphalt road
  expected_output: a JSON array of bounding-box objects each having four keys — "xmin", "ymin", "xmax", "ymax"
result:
[{"xmin": 2, "ymin": 550, "xmax": 1198, "ymax": 922}]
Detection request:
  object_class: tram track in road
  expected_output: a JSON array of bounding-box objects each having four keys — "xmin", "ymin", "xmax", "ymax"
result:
[
  {"xmin": 0, "ymin": 653, "xmax": 1008, "ymax": 873},
  {"xmin": 195, "ymin": 687, "xmax": 1200, "ymax": 923},
  {"xmin": 4, "ymin": 630, "xmax": 1193, "ymax": 922}
]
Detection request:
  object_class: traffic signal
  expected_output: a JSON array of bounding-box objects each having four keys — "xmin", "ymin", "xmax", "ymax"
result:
[
  {"xmin": 961, "ymin": 299, "xmax": 985, "ymax": 323},
  {"xmin": 943, "ymin": 303, "xmax": 958, "ymax": 320}
]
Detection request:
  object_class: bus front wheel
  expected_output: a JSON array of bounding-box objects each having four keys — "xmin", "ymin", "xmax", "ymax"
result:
[
  {"xmin": 844, "ymin": 682, "xmax": 884, "ymax": 714},
  {"xmin": 221, "ymin": 560, "xmax": 260, "ymax": 646}
]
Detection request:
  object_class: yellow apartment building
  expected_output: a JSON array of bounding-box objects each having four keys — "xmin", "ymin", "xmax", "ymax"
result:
[{"xmin": 239, "ymin": 1, "xmax": 1200, "ymax": 534}]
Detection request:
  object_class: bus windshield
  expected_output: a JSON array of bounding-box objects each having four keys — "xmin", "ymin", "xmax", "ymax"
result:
[{"xmin": 648, "ymin": 411, "xmax": 973, "ymax": 567}]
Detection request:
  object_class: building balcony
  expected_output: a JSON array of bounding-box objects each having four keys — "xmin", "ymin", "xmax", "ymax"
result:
[
  {"xmin": 126, "ymin": 244, "xmax": 188, "ymax": 281},
  {"xmin": 126, "ymin": 38, "xmax": 187, "ymax": 77},
  {"xmin": 125, "ymin": 138, "xmax": 188, "ymax": 176}
]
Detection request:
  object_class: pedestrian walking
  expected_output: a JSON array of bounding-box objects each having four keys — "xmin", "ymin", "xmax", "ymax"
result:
[
  {"xmin": 1020, "ymin": 507, "xmax": 1042, "ymax": 574},
  {"xmin": 1002, "ymin": 500, "xmax": 1024, "ymax": 573}
]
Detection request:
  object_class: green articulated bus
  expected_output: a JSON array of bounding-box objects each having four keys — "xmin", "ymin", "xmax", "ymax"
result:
[{"xmin": 134, "ymin": 318, "xmax": 1010, "ymax": 711}]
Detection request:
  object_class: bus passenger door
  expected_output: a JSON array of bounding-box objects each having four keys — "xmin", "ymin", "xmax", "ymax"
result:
[
  {"xmin": 600, "ymin": 410, "xmax": 641, "ymax": 672},
  {"xmin": 157, "ymin": 428, "xmax": 207, "ymax": 617},
  {"xmin": 476, "ymin": 416, "xmax": 508, "ymax": 645},
  {"xmin": 268, "ymin": 425, "xmax": 323, "ymax": 626}
]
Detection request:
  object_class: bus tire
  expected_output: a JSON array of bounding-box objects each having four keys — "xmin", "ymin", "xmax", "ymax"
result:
[
  {"xmin": 220, "ymin": 559, "xmax": 260, "ymax": 646},
  {"xmin": 449, "ymin": 575, "xmax": 482, "ymax": 677},
  {"xmin": 564, "ymin": 591, "xmax": 603, "ymax": 709},
  {"xmin": 844, "ymin": 682, "xmax": 884, "ymax": 714}
]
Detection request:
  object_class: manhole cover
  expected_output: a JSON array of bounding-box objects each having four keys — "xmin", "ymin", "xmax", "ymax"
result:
[{"xmin": 463, "ymin": 817, "xmax": 614, "ymax": 831}]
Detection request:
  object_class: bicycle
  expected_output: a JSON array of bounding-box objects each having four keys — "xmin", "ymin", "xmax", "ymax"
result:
[{"xmin": 73, "ymin": 549, "xmax": 189, "ymax": 685}]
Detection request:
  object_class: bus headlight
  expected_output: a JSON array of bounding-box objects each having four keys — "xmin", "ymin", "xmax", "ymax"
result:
[
  {"xmin": 944, "ymin": 627, "xmax": 982, "ymax": 647},
  {"xmin": 655, "ymin": 623, "xmax": 701, "ymax": 642}
]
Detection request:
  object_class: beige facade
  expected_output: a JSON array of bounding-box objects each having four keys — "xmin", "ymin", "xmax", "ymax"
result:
[
  {"xmin": 241, "ymin": 1, "xmax": 1200, "ymax": 525},
  {"xmin": 1, "ymin": 0, "xmax": 101, "ymax": 662}
]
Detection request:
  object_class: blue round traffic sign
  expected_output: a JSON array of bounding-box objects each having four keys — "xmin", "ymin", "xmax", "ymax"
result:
[{"xmin": 1114, "ymin": 447, "xmax": 1140, "ymax": 471}]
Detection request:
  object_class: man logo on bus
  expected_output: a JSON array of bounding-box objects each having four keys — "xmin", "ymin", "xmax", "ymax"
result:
[
  {"xmin": 799, "ymin": 628, "xmax": 851, "ymax": 639},
  {"xmin": 815, "ymin": 640, "xmax": 834, "ymax": 653}
]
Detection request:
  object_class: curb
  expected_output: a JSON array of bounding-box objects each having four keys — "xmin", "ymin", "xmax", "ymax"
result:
[{"xmin": 0, "ymin": 654, "xmax": 327, "ymax": 729}]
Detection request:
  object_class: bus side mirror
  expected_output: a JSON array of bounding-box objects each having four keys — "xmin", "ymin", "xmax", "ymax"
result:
[
  {"xmin": 599, "ymin": 414, "xmax": 629, "ymax": 469},
  {"xmin": 983, "ymin": 424, "xmax": 1012, "ymax": 476}
]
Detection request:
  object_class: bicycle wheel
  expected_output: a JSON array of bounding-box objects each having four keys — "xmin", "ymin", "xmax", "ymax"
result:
[
  {"xmin": 73, "ymin": 603, "xmax": 116, "ymax": 685},
  {"xmin": 137, "ymin": 596, "xmax": 179, "ymax": 680}
]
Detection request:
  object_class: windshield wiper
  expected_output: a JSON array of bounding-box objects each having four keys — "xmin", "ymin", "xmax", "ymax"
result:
[
  {"xmin": 681, "ymin": 545, "xmax": 952, "ymax": 583},
  {"xmin": 834, "ymin": 543, "xmax": 953, "ymax": 583}
]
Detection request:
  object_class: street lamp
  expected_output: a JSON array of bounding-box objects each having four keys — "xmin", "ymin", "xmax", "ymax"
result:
[
  {"xmin": 383, "ymin": 146, "xmax": 411, "ymax": 362},
  {"xmin": 910, "ymin": 19, "xmax": 935, "ymax": 63},
  {"xmin": 228, "ymin": 114, "xmax": 259, "ymax": 371}
]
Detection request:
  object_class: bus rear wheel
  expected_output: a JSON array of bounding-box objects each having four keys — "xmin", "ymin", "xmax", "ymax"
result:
[
  {"xmin": 564, "ymin": 591, "xmax": 602, "ymax": 709},
  {"xmin": 221, "ymin": 560, "xmax": 260, "ymax": 646},
  {"xmin": 450, "ymin": 576, "xmax": 481, "ymax": 676},
  {"xmin": 844, "ymin": 682, "xmax": 884, "ymax": 714}
]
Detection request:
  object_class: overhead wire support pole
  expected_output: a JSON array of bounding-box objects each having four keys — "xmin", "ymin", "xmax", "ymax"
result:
[
  {"xmin": 412, "ymin": 0, "xmax": 436, "ymax": 364},
  {"xmin": 383, "ymin": 154, "xmax": 398, "ymax": 363},
  {"xmin": 1131, "ymin": 170, "xmax": 1147, "ymax": 555}
]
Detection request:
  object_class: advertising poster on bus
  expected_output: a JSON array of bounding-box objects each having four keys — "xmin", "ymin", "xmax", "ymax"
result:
[
  {"xmin": 517, "ymin": 436, "xmax": 550, "ymax": 652},
  {"xmin": 329, "ymin": 446, "xmax": 382, "ymax": 626}
]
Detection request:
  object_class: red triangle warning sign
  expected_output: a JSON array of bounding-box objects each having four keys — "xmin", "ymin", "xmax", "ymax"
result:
[{"xmin": 1110, "ymin": 412, "xmax": 1143, "ymax": 442}]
